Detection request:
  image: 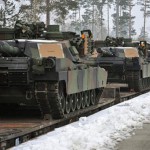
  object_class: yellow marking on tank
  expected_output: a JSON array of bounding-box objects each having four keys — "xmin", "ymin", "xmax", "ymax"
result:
[
  {"xmin": 38, "ymin": 43, "xmax": 65, "ymax": 58},
  {"xmin": 124, "ymin": 48, "xmax": 139, "ymax": 58}
]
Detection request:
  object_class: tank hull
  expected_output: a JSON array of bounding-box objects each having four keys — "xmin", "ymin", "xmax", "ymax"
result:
[
  {"xmin": 0, "ymin": 86, "xmax": 37, "ymax": 105},
  {"xmin": 97, "ymin": 57, "xmax": 125, "ymax": 83},
  {"xmin": 0, "ymin": 40, "xmax": 107, "ymax": 119}
]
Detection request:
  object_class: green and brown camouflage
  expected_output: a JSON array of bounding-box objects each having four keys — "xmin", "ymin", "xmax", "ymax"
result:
[
  {"xmin": 96, "ymin": 40, "xmax": 150, "ymax": 92},
  {"xmin": 0, "ymin": 38, "xmax": 107, "ymax": 119},
  {"xmin": 95, "ymin": 36, "xmax": 132, "ymax": 48},
  {"xmin": 46, "ymin": 25, "xmax": 60, "ymax": 32},
  {"xmin": 0, "ymin": 28, "xmax": 14, "ymax": 40},
  {"xmin": 0, "ymin": 41, "xmax": 20, "ymax": 56},
  {"xmin": 14, "ymin": 20, "xmax": 46, "ymax": 39}
]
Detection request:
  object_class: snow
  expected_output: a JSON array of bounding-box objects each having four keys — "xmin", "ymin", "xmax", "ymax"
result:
[{"xmin": 10, "ymin": 92, "xmax": 150, "ymax": 150}]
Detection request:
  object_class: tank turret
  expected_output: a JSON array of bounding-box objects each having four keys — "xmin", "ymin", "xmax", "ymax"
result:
[{"xmin": 0, "ymin": 21, "xmax": 107, "ymax": 120}]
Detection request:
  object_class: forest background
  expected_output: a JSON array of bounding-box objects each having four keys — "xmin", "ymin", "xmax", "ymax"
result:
[{"xmin": 0, "ymin": 0, "xmax": 150, "ymax": 40}]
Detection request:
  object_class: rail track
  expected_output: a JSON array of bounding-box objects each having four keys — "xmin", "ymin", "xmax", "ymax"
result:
[{"xmin": 0, "ymin": 84, "xmax": 149, "ymax": 150}]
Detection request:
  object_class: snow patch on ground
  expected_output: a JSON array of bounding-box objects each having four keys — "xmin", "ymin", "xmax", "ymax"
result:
[{"xmin": 10, "ymin": 92, "xmax": 150, "ymax": 150}]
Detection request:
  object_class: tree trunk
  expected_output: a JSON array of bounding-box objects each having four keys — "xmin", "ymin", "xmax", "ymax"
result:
[
  {"xmin": 143, "ymin": 0, "xmax": 146, "ymax": 39},
  {"xmin": 46, "ymin": 0, "xmax": 50, "ymax": 26},
  {"xmin": 116, "ymin": 0, "xmax": 119, "ymax": 37},
  {"xmin": 107, "ymin": 2, "xmax": 110, "ymax": 36},
  {"xmin": 129, "ymin": 1, "xmax": 132, "ymax": 38},
  {"xmin": 3, "ymin": 0, "xmax": 6, "ymax": 27},
  {"xmin": 92, "ymin": 3, "xmax": 94, "ymax": 34}
]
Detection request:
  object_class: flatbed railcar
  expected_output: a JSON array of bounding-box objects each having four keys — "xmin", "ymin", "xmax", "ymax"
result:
[
  {"xmin": 95, "ymin": 37, "xmax": 150, "ymax": 92},
  {"xmin": 0, "ymin": 84, "xmax": 149, "ymax": 150},
  {"xmin": 0, "ymin": 22, "xmax": 150, "ymax": 150}
]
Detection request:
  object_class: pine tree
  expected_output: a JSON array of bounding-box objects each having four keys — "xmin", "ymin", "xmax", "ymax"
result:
[
  {"xmin": 80, "ymin": 0, "xmax": 113, "ymax": 39},
  {"xmin": 112, "ymin": 0, "xmax": 136, "ymax": 38},
  {"xmin": 45, "ymin": 0, "xmax": 57, "ymax": 26},
  {"xmin": 0, "ymin": 0, "xmax": 31, "ymax": 27},
  {"xmin": 20, "ymin": 0, "xmax": 43, "ymax": 22},
  {"xmin": 68, "ymin": 0, "xmax": 84, "ymax": 33},
  {"xmin": 138, "ymin": 27, "xmax": 149, "ymax": 40},
  {"xmin": 137, "ymin": 0, "xmax": 150, "ymax": 39},
  {"xmin": 42, "ymin": 0, "xmax": 78, "ymax": 27},
  {"xmin": 1, "ymin": 0, "xmax": 17, "ymax": 27},
  {"xmin": 53, "ymin": 0, "xmax": 78, "ymax": 29}
]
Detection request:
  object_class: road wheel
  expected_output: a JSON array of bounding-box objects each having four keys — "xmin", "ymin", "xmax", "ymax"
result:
[
  {"xmin": 76, "ymin": 93, "xmax": 82, "ymax": 110},
  {"xmin": 71, "ymin": 94, "xmax": 77, "ymax": 112},
  {"xmin": 65, "ymin": 95, "xmax": 71, "ymax": 114},
  {"xmin": 95, "ymin": 88, "xmax": 103, "ymax": 104},
  {"xmin": 134, "ymin": 72, "xmax": 143, "ymax": 92},
  {"xmin": 86, "ymin": 91, "xmax": 91, "ymax": 107},
  {"xmin": 58, "ymin": 83, "xmax": 66, "ymax": 113},
  {"xmin": 81, "ymin": 92, "xmax": 86, "ymax": 109},
  {"xmin": 90, "ymin": 90, "xmax": 96, "ymax": 105}
]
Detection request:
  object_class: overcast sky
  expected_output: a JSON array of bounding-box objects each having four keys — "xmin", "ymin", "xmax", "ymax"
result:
[
  {"xmin": 132, "ymin": 4, "xmax": 146, "ymax": 36},
  {"xmin": 0, "ymin": 0, "xmax": 149, "ymax": 37},
  {"xmin": 103, "ymin": 3, "xmax": 146, "ymax": 38}
]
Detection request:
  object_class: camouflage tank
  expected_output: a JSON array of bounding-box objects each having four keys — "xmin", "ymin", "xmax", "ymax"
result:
[
  {"xmin": 0, "ymin": 22, "xmax": 107, "ymax": 119},
  {"xmin": 96, "ymin": 38, "xmax": 150, "ymax": 92}
]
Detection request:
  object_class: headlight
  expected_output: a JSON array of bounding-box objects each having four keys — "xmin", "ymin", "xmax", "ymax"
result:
[
  {"xmin": 43, "ymin": 57, "xmax": 55, "ymax": 68},
  {"xmin": 34, "ymin": 58, "xmax": 43, "ymax": 66}
]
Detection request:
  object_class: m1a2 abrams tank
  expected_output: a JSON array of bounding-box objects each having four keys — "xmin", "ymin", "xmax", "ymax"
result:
[
  {"xmin": 96, "ymin": 37, "xmax": 150, "ymax": 92},
  {"xmin": 0, "ymin": 21, "xmax": 107, "ymax": 119}
]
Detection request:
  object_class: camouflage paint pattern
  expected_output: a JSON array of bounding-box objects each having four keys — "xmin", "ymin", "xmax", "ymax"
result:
[
  {"xmin": 124, "ymin": 47, "xmax": 150, "ymax": 78},
  {"xmin": 0, "ymin": 28, "xmax": 14, "ymax": 40},
  {"xmin": 124, "ymin": 48, "xmax": 139, "ymax": 58},
  {"xmin": 35, "ymin": 40, "xmax": 107, "ymax": 95},
  {"xmin": 142, "ymin": 63, "xmax": 150, "ymax": 78},
  {"xmin": 0, "ymin": 39, "xmax": 107, "ymax": 104}
]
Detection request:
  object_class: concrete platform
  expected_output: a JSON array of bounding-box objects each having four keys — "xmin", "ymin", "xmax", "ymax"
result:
[{"xmin": 117, "ymin": 123, "xmax": 150, "ymax": 150}]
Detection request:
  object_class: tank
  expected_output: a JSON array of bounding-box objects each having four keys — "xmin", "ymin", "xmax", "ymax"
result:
[
  {"xmin": 0, "ymin": 22, "xmax": 107, "ymax": 119},
  {"xmin": 96, "ymin": 38, "xmax": 150, "ymax": 92}
]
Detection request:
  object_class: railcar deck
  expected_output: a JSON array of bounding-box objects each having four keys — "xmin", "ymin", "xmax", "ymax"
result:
[{"xmin": 0, "ymin": 84, "xmax": 149, "ymax": 150}]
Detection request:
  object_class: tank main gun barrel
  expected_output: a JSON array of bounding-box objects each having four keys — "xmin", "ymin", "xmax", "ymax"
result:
[{"xmin": 0, "ymin": 41, "xmax": 20, "ymax": 56}]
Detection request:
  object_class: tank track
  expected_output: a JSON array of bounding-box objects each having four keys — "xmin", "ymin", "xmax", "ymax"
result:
[
  {"xmin": 133, "ymin": 71, "xmax": 143, "ymax": 92},
  {"xmin": 35, "ymin": 81, "xmax": 103, "ymax": 120},
  {"xmin": 35, "ymin": 82, "xmax": 52, "ymax": 119},
  {"xmin": 126, "ymin": 71, "xmax": 150, "ymax": 92},
  {"xmin": 126, "ymin": 71, "xmax": 135, "ymax": 90},
  {"xmin": 47, "ymin": 82, "xmax": 64, "ymax": 119}
]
